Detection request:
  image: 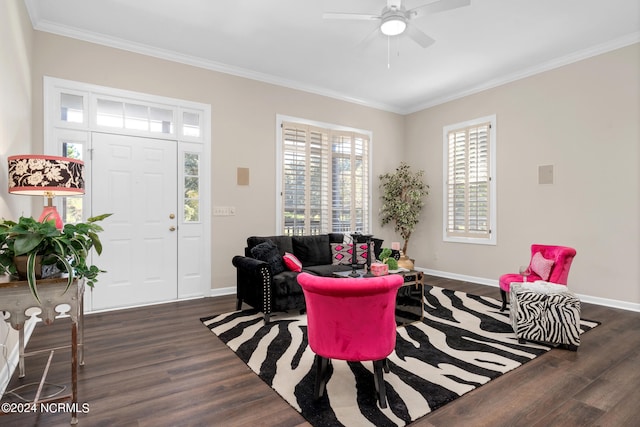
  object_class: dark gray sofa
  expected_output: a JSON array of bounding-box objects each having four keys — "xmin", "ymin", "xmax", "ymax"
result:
[{"xmin": 232, "ymin": 233, "xmax": 383, "ymax": 323}]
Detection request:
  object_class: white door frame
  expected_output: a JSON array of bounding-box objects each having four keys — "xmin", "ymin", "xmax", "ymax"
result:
[{"xmin": 43, "ymin": 77, "xmax": 211, "ymax": 312}]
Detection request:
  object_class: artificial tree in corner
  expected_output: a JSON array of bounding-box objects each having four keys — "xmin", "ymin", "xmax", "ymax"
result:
[{"xmin": 379, "ymin": 162, "xmax": 429, "ymax": 268}]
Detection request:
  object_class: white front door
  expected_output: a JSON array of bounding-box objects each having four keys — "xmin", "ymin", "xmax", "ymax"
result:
[{"xmin": 90, "ymin": 133, "xmax": 178, "ymax": 310}]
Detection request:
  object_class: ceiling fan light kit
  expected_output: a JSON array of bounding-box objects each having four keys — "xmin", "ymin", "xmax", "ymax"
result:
[
  {"xmin": 324, "ymin": 0, "xmax": 471, "ymax": 48},
  {"xmin": 380, "ymin": 14, "xmax": 407, "ymax": 36}
]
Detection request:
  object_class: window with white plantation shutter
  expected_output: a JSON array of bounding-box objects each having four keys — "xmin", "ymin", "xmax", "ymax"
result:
[
  {"xmin": 443, "ymin": 115, "xmax": 496, "ymax": 244},
  {"xmin": 280, "ymin": 119, "xmax": 370, "ymax": 236}
]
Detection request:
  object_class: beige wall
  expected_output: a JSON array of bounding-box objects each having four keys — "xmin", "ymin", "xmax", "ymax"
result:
[
  {"xmin": 1, "ymin": 0, "xmax": 33, "ymax": 218},
  {"xmin": 30, "ymin": 32, "xmax": 406, "ymax": 291},
  {"xmin": 0, "ymin": 0, "xmax": 34, "ymax": 392},
  {"xmin": 1, "ymin": 0, "xmax": 636, "ymax": 396},
  {"xmin": 405, "ymin": 43, "xmax": 640, "ymax": 305},
  {"xmin": 13, "ymin": 12, "xmax": 639, "ymax": 306}
]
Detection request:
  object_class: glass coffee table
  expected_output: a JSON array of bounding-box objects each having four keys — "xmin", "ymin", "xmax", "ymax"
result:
[{"xmin": 332, "ymin": 268, "xmax": 424, "ymax": 325}]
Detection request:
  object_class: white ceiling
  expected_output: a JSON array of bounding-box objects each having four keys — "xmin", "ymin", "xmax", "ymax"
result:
[{"xmin": 25, "ymin": 0, "xmax": 640, "ymax": 114}]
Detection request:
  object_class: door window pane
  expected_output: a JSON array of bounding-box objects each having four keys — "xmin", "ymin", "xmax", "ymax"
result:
[
  {"xmin": 183, "ymin": 112, "xmax": 201, "ymax": 137},
  {"xmin": 97, "ymin": 99, "xmax": 124, "ymax": 128},
  {"xmin": 125, "ymin": 103, "xmax": 149, "ymax": 131},
  {"xmin": 62, "ymin": 141, "xmax": 84, "ymax": 224},
  {"xmin": 60, "ymin": 93, "xmax": 84, "ymax": 123},
  {"xmin": 184, "ymin": 153, "xmax": 200, "ymax": 222},
  {"xmin": 151, "ymin": 107, "xmax": 173, "ymax": 134}
]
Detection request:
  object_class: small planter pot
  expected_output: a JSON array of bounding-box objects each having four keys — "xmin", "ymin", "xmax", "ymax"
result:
[
  {"xmin": 13, "ymin": 255, "xmax": 43, "ymax": 280},
  {"xmin": 397, "ymin": 254, "xmax": 415, "ymax": 270}
]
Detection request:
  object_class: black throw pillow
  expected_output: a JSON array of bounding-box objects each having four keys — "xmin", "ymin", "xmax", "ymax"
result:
[{"xmin": 250, "ymin": 240, "xmax": 286, "ymax": 275}]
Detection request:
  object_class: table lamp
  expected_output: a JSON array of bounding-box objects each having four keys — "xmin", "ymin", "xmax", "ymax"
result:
[{"xmin": 8, "ymin": 155, "xmax": 85, "ymax": 229}]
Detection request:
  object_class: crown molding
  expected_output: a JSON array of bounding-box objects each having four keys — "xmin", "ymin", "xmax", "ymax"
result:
[
  {"xmin": 30, "ymin": 18, "xmax": 405, "ymax": 114},
  {"xmin": 28, "ymin": 13, "xmax": 638, "ymax": 117},
  {"xmin": 403, "ymin": 32, "xmax": 640, "ymax": 114}
]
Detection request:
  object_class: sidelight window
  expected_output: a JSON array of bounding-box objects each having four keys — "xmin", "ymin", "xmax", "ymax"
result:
[{"xmin": 183, "ymin": 152, "xmax": 200, "ymax": 222}]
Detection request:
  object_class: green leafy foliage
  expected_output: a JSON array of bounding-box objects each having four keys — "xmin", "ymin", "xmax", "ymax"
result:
[
  {"xmin": 378, "ymin": 248, "xmax": 399, "ymax": 270},
  {"xmin": 0, "ymin": 214, "xmax": 112, "ymax": 302},
  {"xmin": 379, "ymin": 162, "xmax": 429, "ymax": 256}
]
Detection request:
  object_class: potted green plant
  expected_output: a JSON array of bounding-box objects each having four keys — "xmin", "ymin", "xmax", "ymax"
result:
[
  {"xmin": 379, "ymin": 162, "xmax": 429, "ymax": 268},
  {"xmin": 378, "ymin": 248, "xmax": 399, "ymax": 270},
  {"xmin": 0, "ymin": 213, "xmax": 112, "ymax": 303}
]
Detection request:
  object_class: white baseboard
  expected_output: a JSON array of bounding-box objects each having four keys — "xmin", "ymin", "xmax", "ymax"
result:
[
  {"xmin": 212, "ymin": 269, "xmax": 639, "ymax": 312},
  {"xmin": 208, "ymin": 272, "xmax": 500, "ymax": 299},
  {"xmin": 418, "ymin": 268, "xmax": 500, "ymax": 288},
  {"xmin": 211, "ymin": 286, "xmax": 236, "ymax": 297},
  {"xmin": 418, "ymin": 267, "xmax": 640, "ymax": 313},
  {"xmin": 576, "ymin": 294, "xmax": 640, "ymax": 312}
]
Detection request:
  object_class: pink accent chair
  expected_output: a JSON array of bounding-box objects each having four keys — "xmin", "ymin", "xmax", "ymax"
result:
[
  {"xmin": 499, "ymin": 244, "xmax": 577, "ymax": 311},
  {"xmin": 296, "ymin": 272, "xmax": 404, "ymax": 408}
]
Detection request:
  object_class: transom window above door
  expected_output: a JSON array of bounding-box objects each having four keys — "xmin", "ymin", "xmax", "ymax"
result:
[
  {"xmin": 54, "ymin": 86, "xmax": 205, "ymax": 142},
  {"xmin": 96, "ymin": 98, "xmax": 174, "ymax": 134}
]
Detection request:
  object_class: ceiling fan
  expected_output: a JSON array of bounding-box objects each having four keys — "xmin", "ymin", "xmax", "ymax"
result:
[{"xmin": 323, "ymin": 0, "xmax": 471, "ymax": 48}]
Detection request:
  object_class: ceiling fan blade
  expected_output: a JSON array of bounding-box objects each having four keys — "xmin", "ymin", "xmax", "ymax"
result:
[
  {"xmin": 354, "ymin": 26, "xmax": 382, "ymax": 49},
  {"xmin": 409, "ymin": 0, "xmax": 471, "ymax": 19},
  {"xmin": 323, "ymin": 12, "xmax": 381, "ymax": 21},
  {"xmin": 406, "ymin": 25, "xmax": 435, "ymax": 48}
]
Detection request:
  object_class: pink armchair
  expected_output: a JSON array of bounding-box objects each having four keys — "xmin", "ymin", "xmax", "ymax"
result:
[
  {"xmin": 499, "ymin": 244, "xmax": 577, "ymax": 311},
  {"xmin": 296, "ymin": 272, "xmax": 404, "ymax": 408}
]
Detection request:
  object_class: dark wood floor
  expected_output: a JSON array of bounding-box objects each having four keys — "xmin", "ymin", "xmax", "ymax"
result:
[{"xmin": 2, "ymin": 276, "xmax": 639, "ymax": 427}]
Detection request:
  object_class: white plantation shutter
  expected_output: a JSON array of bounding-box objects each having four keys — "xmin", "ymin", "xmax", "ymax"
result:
[
  {"xmin": 308, "ymin": 127, "xmax": 330, "ymax": 234},
  {"xmin": 353, "ymin": 133, "xmax": 369, "ymax": 233},
  {"xmin": 330, "ymin": 132, "xmax": 369, "ymax": 233},
  {"xmin": 281, "ymin": 121, "xmax": 369, "ymax": 236},
  {"xmin": 445, "ymin": 118, "xmax": 495, "ymax": 242},
  {"xmin": 282, "ymin": 123, "xmax": 329, "ymax": 235}
]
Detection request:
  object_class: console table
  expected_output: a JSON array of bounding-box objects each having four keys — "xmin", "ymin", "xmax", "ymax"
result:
[
  {"xmin": 393, "ymin": 270, "xmax": 424, "ymax": 325},
  {"xmin": 0, "ymin": 276, "xmax": 85, "ymax": 424}
]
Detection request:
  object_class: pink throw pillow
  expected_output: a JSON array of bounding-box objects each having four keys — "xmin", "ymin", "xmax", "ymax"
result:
[
  {"xmin": 530, "ymin": 252, "xmax": 554, "ymax": 281},
  {"xmin": 330, "ymin": 243, "xmax": 350, "ymax": 265},
  {"xmin": 330, "ymin": 243, "xmax": 368, "ymax": 265},
  {"xmin": 283, "ymin": 252, "xmax": 302, "ymax": 272}
]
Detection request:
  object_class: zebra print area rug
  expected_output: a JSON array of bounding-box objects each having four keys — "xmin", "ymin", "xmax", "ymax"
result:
[{"xmin": 201, "ymin": 285, "xmax": 598, "ymax": 427}]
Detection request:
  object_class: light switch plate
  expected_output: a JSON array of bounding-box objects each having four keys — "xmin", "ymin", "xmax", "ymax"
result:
[
  {"xmin": 213, "ymin": 206, "xmax": 228, "ymax": 216},
  {"xmin": 213, "ymin": 206, "xmax": 236, "ymax": 216}
]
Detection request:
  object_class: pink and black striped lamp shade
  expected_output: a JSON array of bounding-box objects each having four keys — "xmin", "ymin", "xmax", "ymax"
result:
[{"xmin": 8, "ymin": 155, "xmax": 85, "ymax": 229}]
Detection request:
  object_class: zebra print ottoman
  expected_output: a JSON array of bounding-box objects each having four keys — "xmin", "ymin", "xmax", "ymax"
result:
[{"xmin": 509, "ymin": 282, "xmax": 581, "ymax": 350}]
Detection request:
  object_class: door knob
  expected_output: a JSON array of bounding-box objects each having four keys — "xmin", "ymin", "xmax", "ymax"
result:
[{"xmin": 169, "ymin": 226, "xmax": 176, "ymax": 232}]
